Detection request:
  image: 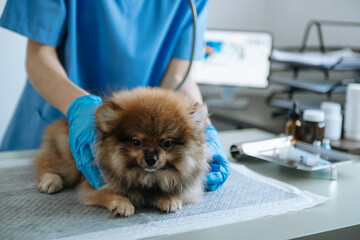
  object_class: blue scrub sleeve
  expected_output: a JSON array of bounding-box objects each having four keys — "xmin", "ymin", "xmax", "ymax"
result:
[
  {"xmin": 172, "ymin": 0, "xmax": 208, "ymax": 61},
  {"xmin": 0, "ymin": 0, "xmax": 67, "ymax": 47}
]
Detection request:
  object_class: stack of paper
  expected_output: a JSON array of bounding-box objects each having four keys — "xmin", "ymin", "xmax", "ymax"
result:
[{"xmin": 271, "ymin": 48, "xmax": 360, "ymax": 70}]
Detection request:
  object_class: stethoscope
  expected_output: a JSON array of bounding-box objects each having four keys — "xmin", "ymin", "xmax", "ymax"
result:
[{"xmin": 174, "ymin": 0, "xmax": 197, "ymax": 91}]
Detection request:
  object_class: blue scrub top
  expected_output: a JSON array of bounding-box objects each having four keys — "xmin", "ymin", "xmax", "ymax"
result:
[{"xmin": 0, "ymin": 0, "xmax": 208, "ymax": 151}]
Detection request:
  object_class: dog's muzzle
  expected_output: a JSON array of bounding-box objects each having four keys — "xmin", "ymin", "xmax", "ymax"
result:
[{"xmin": 143, "ymin": 149, "xmax": 158, "ymax": 167}]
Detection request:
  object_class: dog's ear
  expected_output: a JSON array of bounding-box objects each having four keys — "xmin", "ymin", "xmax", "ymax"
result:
[
  {"xmin": 96, "ymin": 101, "xmax": 123, "ymax": 133},
  {"xmin": 189, "ymin": 102, "xmax": 208, "ymax": 130}
]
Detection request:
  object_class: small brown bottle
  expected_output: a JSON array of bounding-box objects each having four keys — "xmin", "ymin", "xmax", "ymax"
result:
[
  {"xmin": 300, "ymin": 109, "xmax": 325, "ymax": 144},
  {"xmin": 285, "ymin": 101, "xmax": 302, "ymax": 141}
]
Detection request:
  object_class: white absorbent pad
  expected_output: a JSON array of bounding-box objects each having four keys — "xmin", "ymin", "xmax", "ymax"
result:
[{"xmin": 0, "ymin": 159, "xmax": 328, "ymax": 240}]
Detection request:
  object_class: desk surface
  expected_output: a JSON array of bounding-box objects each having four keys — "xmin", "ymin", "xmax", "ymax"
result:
[
  {"xmin": 151, "ymin": 129, "xmax": 360, "ymax": 240},
  {"xmin": 1, "ymin": 129, "xmax": 359, "ymax": 240}
]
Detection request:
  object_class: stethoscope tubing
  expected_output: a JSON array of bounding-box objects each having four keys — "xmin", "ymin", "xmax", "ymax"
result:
[{"xmin": 174, "ymin": 0, "xmax": 197, "ymax": 91}]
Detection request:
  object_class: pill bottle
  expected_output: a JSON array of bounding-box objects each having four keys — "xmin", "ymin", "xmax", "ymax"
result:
[
  {"xmin": 321, "ymin": 102, "xmax": 343, "ymax": 141},
  {"xmin": 344, "ymin": 83, "xmax": 360, "ymax": 141},
  {"xmin": 300, "ymin": 109, "xmax": 325, "ymax": 144},
  {"xmin": 285, "ymin": 101, "xmax": 302, "ymax": 140}
]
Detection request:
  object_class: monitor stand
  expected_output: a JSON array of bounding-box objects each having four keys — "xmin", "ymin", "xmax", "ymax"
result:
[{"xmin": 205, "ymin": 87, "xmax": 249, "ymax": 109}]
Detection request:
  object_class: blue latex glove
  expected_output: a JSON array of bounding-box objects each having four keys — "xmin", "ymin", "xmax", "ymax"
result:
[
  {"xmin": 66, "ymin": 94, "xmax": 105, "ymax": 189},
  {"xmin": 205, "ymin": 125, "xmax": 231, "ymax": 191}
]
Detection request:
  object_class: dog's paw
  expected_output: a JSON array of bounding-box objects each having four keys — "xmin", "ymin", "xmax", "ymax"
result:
[
  {"xmin": 109, "ymin": 199, "xmax": 135, "ymax": 218},
  {"xmin": 156, "ymin": 197, "xmax": 182, "ymax": 213},
  {"xmin": 38, "ymin": 173, "xmax": 64, "ymax": 194}
]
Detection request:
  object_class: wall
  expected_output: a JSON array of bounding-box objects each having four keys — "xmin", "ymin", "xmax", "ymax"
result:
[
  {"xmin": 208, "ymin": 0, "xmax": 360, "ymax": 48},
  {"xmin": 1, "ymin": 0, "xmax": 360, "ymax": 145},
  {"xmin": 263, "ymin": 0, "xmax": 360, "ymax": 48}
]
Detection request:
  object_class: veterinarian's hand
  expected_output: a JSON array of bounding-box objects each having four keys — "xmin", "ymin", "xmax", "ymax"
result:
[
  {"xmin": 67, "ymin": 94, "xmax": 105, "ymax": 189},
  {"xmin": 205, "ymin": 125, "xmax": 231, "ymax": 191}
]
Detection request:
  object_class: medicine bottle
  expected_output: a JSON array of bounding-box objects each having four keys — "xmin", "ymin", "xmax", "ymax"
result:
[
  {"xmin": 344, "ymin": 83, "xmax": 360, "ymax": 141},
  {"xmin": 300, "ymin": 109, "xmax": 325, "ymax": 144},
  {"xmin": 285, "ymin": 101, "xmax": 302, "ymax": 140},
  {"xmin": 321, "ymin": 102, "xmax": 342, "ymax": 141}
]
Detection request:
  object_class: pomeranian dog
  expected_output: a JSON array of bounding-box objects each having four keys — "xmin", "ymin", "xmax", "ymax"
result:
[{"xmin": 34, "ymin": 88, "xmax": 209, "ymax": 217}]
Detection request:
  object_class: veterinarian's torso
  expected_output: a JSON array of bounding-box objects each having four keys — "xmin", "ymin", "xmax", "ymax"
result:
[{"xmin": 0, "ymin": 0, "xmax": 208, "ymax": 151}]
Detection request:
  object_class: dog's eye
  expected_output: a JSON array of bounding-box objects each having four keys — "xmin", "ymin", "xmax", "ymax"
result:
[
  {"xmin": 133, "ymin": 139, "xmax": 143, "ymax": 148},
  {"xmin": 161, "ymin": 140, "xmax": 173, "ymax": 150}
]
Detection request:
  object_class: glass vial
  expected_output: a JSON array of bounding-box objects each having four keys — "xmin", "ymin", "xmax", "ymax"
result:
[
  {"xmin": 300, "ymin": 109, "xmax": 325, "ymax": 144},
  {"xmin": 285, "ymin": 101, "xmax": 302, "ymax": 141}
]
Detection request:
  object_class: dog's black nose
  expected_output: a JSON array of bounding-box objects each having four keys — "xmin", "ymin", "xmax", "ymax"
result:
[{"xmin": 145, "ymin": 155, "xmax": 157, "ymax": 166}]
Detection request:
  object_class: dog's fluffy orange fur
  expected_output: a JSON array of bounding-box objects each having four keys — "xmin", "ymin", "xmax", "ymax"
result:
[{"xmin": 34, "ymin": 88, "xmax": 209, "ymax": 217}]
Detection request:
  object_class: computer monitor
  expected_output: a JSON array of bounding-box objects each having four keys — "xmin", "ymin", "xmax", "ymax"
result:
[{"xmin": 194, "ymin": 29, "xmax": 273, "ymax": 108}]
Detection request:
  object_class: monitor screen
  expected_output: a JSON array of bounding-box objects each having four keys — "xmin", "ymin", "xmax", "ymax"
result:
[{"xmin": 193, "ymin": 30, "xmax": 273, "ymax": 88}]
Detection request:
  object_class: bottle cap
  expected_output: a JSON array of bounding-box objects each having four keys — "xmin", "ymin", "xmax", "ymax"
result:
[
  {"xmin": 303, "ymin": 109, "xmax": 325, "ymax": 122},
  {"xmin": 321, "ymin": 102, "xmax": 341, "ymax": 115}
]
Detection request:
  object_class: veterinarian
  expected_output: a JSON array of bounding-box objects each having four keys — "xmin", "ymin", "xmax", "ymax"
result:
[{"xmin": 0, "ymin": 0, "xmax": 230, "ymax": 191}]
